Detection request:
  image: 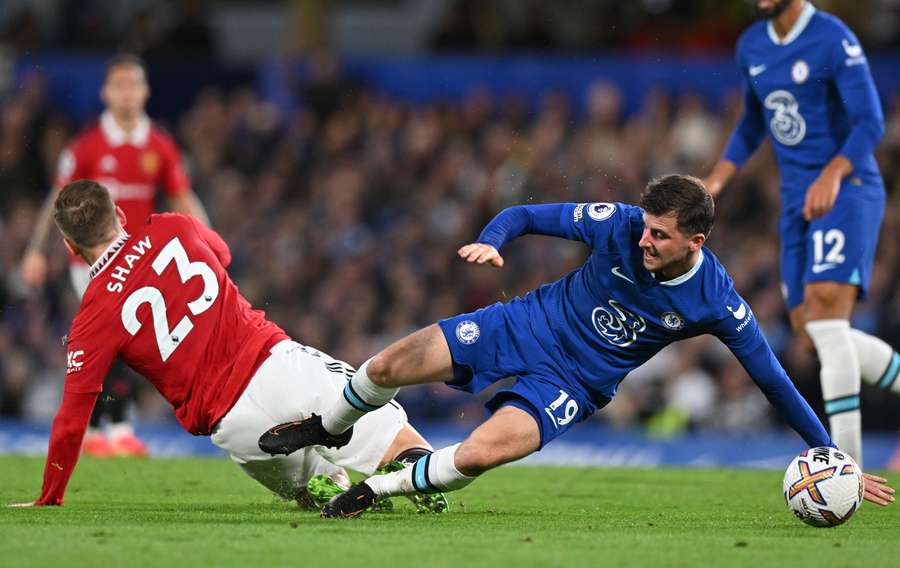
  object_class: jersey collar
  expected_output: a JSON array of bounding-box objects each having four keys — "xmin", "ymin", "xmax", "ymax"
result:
[
  {"xmin": 88, "ymin": 233, "xmax": 130, "ymax": 280},
  {"xmin": 767, "ymin": 1, "xmax": 816, "ymax": 46},
  {"xmin": 656, "ymin": 249, "xmax": 704, "ymax": 287},
  {"xmin": 100, "ymin": 111, "xmax": 151, "ymax": 147}
]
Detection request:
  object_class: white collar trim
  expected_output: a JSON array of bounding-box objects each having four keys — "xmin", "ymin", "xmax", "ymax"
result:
[
  {"xmin": 658, "ymin": 249, "xmax": 704, "ymax": 287},
  {"xmin": 100, "ymin": 111, "xmax": 151, "ymax": 147},
  {"xmin": 88, "ymin": 233, "xmax": 130, "ymax": 280},
  {"xmin": 767, "ymin": 2, "xmax": 815, "ymax": 46}
]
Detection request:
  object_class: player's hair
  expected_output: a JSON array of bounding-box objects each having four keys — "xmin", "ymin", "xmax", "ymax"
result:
[
  {"xmin": 104, "ymin": 53, "xmax": 147, "ymax": 82},
  {"xmin": 640, "ymin": 174, "xmax": 714, "ymax": 237},
  {"xmin": 53, "ymin": 180, "xmax": 119, "ymax": 248}
]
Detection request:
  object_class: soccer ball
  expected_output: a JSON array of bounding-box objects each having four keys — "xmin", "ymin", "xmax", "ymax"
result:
[{"xmin": 783, "ymin": 447, "xmax": 864, "ymax": 527}]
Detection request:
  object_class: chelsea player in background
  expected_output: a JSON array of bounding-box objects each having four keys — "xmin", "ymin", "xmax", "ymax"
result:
[
  {"xmin": 703, "ymin": 0, "xmax": 898, "ymax": 467},
  {"xmin": 259, "ymin": 175, "xmax": 894, "ymax": 517}
]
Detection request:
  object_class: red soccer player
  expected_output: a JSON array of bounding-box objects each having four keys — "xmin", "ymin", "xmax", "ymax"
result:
[
  {"xmin": 11, "ymin": 180, "xmax": 447, "ymax": 511},
  {"xmin": 20, "ymin": 54, "xmax": 209, "ymax": 457}
]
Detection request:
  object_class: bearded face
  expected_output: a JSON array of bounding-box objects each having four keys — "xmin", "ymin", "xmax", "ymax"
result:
[{"xmin": 755, "ymin": 0, "xmax": 796, "ymax": 19}]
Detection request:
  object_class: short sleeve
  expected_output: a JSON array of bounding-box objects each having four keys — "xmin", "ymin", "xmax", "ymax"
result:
[
  {"xmin": 158, "ymin": 135, "xmax": 191, "ymax": 197},
  {"xmin": 63, "ymin": 305, "xmax": 120, "ymax": 395}
]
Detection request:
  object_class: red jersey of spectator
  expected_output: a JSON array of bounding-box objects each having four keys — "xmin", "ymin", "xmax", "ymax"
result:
[
  {"xmin": 38, "ymin": 213, "xmax": 288, "ymax": 505},
  {"xmin": 55, "ymin": 112, "xmax": 191, "ymax": 239}
]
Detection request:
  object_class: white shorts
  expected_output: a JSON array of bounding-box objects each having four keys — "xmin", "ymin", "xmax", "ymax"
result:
[
  {"xmin": 69, "ymin": 263, "xmax": 90, "ymax": 299},
  {"xmin": 210, "ymin": 340, "xmax": 407, "ymax": 498}
]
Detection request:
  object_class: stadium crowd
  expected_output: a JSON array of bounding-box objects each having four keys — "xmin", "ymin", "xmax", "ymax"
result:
[{"xmin": 1, "ymin": 66, "xmax": 899, "ymax": 439}]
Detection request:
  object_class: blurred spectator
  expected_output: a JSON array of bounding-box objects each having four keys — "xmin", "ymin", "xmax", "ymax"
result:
[{"xmin": 1, "ymin": 57, "xmax": 898, "ymax": 442}]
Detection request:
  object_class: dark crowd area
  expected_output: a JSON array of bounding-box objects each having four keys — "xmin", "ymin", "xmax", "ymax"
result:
[{"xmin": 1, "ymin": 63, "xmax": 899, "ymax": 438}]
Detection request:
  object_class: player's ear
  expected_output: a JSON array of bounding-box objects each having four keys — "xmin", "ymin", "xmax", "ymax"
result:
[
  {"xmin": 63, "ymin": 238, "xmax": 80, "ymax": 259},
  {"xmin": 689, "ymin": 233, "xmax": 705, "ymax": 252},
  {"xmin": 115, "ymin": 205, "xmax": 128, "ymax": 229}
]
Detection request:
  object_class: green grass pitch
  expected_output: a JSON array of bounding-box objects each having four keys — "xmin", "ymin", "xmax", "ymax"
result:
[{"xmin": 1, "ymin": 456, "xmax": 897, "ymax": 567}]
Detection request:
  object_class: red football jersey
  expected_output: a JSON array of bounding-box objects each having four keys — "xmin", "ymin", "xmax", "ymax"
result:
[
  {"xmin": 66, "ymin": 213, "xmax": 287, "ymax": 434},
  {"xmin": 55, "ymin": 112, "xmax": 190, "ymax": 236},
  {"xmin": 36, "ymin": 213, "xmax": 289, "ymax": 505}
]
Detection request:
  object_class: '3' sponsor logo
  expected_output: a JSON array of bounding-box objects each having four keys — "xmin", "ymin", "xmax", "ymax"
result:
[{"xmin": 592, "ymin": 300, "xmax": 646, "ymax": 348}]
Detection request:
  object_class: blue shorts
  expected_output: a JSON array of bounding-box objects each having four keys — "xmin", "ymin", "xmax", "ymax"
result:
[
  {"xmin": 438, "ymin": 299, "xmax": 610, "ymax": 449},
  {"xmin": 780, "ymin": 185, "xmax": 885, "ymax": 310}
]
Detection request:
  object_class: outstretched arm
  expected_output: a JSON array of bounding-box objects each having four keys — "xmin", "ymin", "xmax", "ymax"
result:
[
  {"xmin": 715, "ymin": 306, "xmax": 894, "ymax": 505},
  {"xmin": 728, "ymin": 333, "xmax": 832, "ymax": 448},
  {"xmin": 475, "ymin": 204, "xmax": 575, "ymax": 251},
  {"xmin": 31, "ymin": 390, "xmax": 98, "ymax": 506},
  {"xmin": 460, "ymin": 203, "xmax": 602, "ymax": 268}
]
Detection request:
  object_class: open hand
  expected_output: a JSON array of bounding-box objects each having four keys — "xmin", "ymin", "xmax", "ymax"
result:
[
  {"xmin": 862, "ymin": 472, "xmax": 895, "ymax": 506},
  {"xmin": 458, "ymin": 243, "xmax": 504, "ymax": 267}
]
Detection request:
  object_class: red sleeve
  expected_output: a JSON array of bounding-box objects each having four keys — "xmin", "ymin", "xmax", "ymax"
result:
[
  {"xmin": 189, "ymin": 215, "xmax": 231, "ymax": 268},
  {"xmin": 35, "ymin": 391, "xmax": 98, "ymax": 506},
  {"xmin": 63, "ymin": 307, "xmax": 119, "ymax": 395},
  {"xmin": 158, "ymin": 134, "xmax": 191, "ymax": 197},
  {"xmin": 34, "ymin": 304, "xmax": 118, "ymax": 505}
]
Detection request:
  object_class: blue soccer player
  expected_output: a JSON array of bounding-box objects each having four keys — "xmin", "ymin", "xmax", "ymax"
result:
[
  {"xmin": 702, "ymin": 0, "xmax": 898, "ymax": 466},
  {"xmin": 259, "ymin": 175, "xmax": 894, "ymax": 516}
]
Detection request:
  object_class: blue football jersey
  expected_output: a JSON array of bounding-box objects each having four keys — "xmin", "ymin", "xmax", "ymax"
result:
[
  {"xmin": 477, "ymin": 202, "xmax": 831, "ymax": 447},
  {"xmin": 724, "ymin": 3, "xmax": 885, "ymax": 211}
]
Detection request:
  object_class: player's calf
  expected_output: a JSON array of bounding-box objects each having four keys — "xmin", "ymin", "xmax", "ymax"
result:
[
  {"xmin": 319, "ymin": 358, "xmax": 401, "ymax": 436},
  {"xmin": 319, "ymin": 325, "xmax": 454, "ymax": 436},
  {"xmin": 323, "ymin": 443, "xmax": 472, "ymax": 518}
]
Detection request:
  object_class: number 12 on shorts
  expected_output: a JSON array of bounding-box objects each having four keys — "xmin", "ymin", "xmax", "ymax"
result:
[
  {"xmin": 544, "ymin": 389, "xmax": 579, "ymax": 429},
  {"xmin": 812, "ymin": 229, "xmax": 845, "ymax": 270}
]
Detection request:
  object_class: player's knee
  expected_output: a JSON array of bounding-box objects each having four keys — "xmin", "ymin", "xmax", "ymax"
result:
[
  {"xmin": 453, "ymin": 442, "xmax": 495, "ymax": 476},
  {"xmin": 804, "ymin": 283, "xmax": 847, "ymax": 314},
  {"xmin": 366, "ymin": 352, "xmax": 397, "ymax": 387}
]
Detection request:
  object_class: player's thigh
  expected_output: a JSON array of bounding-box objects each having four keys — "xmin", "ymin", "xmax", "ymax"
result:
[
  {"xmin": 455, "ymin": 406, "xmax": 541, "ymax": 475},
  {"xmin": 802, "ymin": 192, "xmax": 884, "ymax": 307},
  {"xmin": 485, "ymin": 374, "xmax": 600, "ymax": 450},
  {"xmin": 369, "ymin": 324, "xmax": 454, "ymax": 387},
  {"xmin": 439, "ymin": 301, "xmax": 544, "ymax": 396},
  {"xmin": 803, "ymin": 281, "xmax": 857, "ymax": 320},
  {"xmin": 211, "ymin": 341, "xmax": 354, "ymax": 461}
]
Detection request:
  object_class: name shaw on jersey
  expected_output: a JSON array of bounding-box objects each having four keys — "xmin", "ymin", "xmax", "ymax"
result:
[{"xmin": 106, "ymin": 236, "xmax": 153, "ymax": 293}]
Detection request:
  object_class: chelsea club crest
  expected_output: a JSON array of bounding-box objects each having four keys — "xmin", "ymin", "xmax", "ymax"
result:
[
  {"xmin": 661, "ymin": 311, "xmax": 684, "ymax": 331},
  {"xmin": 455, "ymin": 320, "xmax": 480, "ymax": 345}
]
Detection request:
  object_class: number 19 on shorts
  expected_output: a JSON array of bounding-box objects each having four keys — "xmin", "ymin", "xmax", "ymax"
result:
[{"xmin": 544, "ymin": 390, "xmax": 579, "ymax": 429}]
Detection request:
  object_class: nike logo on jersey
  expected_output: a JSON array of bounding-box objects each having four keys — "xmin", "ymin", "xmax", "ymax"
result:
[
  {"xmin": 726, "ymin": 303, "xmax": 747, "ymax": 320},
  {"xmin": 611, "ymin": 266, "xmax": 634, "ymax": 284},
  {"xmin": 811, "ymin": 263, "xmax": 837, "ymax": 274},
  {"xmin": 749, "ymin": 64, "xmax": 767, "ymax": 77},
  {"xmin": 842, "ymin": 39, "xmax": 862, "ymax": 58}
]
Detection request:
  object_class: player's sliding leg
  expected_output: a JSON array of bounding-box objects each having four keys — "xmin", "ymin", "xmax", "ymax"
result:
[
  {"xmin": 322, "ymin": 406, "xmax": 540, "ymax": 518},
  {"xmin": 259, "ymin": 325, "xmax": 454, "ymax": 456}
]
